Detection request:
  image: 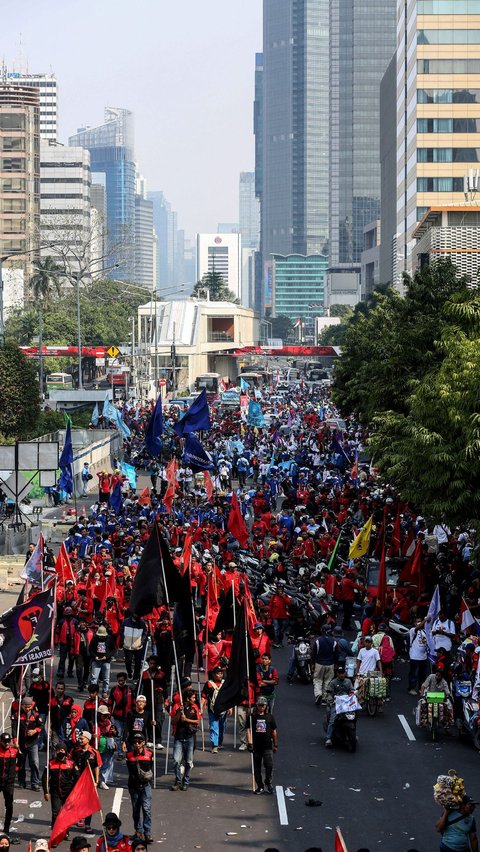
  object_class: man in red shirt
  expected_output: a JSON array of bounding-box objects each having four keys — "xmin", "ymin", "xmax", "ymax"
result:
[
  {"xmin": 340, "ymin": 569, "xmax": 365, "ymax": 630},
  {"xmin": 269, "ymin": 584, "xmax": 291, "ymax": 648}
]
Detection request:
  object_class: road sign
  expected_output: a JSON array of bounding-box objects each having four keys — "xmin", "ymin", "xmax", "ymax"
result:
[
  {"xmin": 159, "ymin": 379, "xmax": 167, "ymax": 386},
  {"xmin": 107, "ymin": 345, "xmax": 120, "ymax": 358}
]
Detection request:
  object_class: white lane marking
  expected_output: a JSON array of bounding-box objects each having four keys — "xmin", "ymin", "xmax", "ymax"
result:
[
  {"xmin": 398, "ymin": 713, "xmax": 416, "ymax": 741},
  {"xmin": 276, "ymin": 786, "xmax": 289, "ymax": 826},
  {"xmin": 112, "ymin": 787, "xmax": 123, "ymax": 815},
  {"xmin": 354, "ymin": 620, "xmax": 361, "ymax": 629}
]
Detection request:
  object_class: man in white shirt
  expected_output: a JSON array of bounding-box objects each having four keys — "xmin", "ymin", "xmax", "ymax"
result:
[
  {"xmin": 432, "ymin": 610, "xmax": 456, "ymax": 663},
  {"xmin": 356, "ymin": 637, "xmax": 382, "ymax": 677},
  {"xmin": 408, "ymin": 617, "xmax": 429, "ymax": 695}
]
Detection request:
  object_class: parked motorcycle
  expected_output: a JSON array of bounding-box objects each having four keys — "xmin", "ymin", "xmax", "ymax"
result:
[{"xmin": 453, "ymin": 677, "xmax": 480, "ymax": 749}]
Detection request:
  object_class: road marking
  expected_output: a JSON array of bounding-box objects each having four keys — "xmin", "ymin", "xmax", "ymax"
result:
[
  {"xmin": 398, "ymin": 714, "xmax": 416, "ymax": 741},
  {"xmin": 276, "ymin": 786, "xmax": 289, "ymax": 826},
  {"xmin": 112, "ymin": 787, "xmax": 123, "ymax": 815}
]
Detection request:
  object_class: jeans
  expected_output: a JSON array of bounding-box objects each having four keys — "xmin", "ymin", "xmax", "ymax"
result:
[
  {"xmin": 129, "ymin": 783, "xmax": 152, "ymax": 835},
  {"xmin": 313, "ymin": 663, "xmax": 334, "ymax": 700},
  {"xmin": 208, "ymin": 710, "xmax": 227, "ymax": 748},
  {"xmin": 173, "ymin": 736, "xmax": 194, "ymax": 785},
  {"xmin": 18, "ymin": 741, "xmax": 40, "ymax": 787},
  {"xmin": 408, "ymin": 659, "xmax": 429, "ymax": 691},
  {"xmin": 114, "ymin": 718, "xmax": 125, "ymax": 756},
  {"xmin": 326, "ymin": 706, "xmax": 336, "ymax": 739},
  {"xmin": 273, "ymin": 618, "xmax": 287, "ymax": 645},
  {"xmin": 253, "ymin": 749, "xmax": 273, "ymax": 789},
  {"xmin": 100, "ymin": 748, "xmax": 115, "ymax": 784},
  {"xmin": 90, "ymin": 661, "xmax": 111, "ymax": 695}
]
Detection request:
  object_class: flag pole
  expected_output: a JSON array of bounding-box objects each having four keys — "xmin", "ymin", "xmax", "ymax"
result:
[
  {"xmin": 243, "ymin": 600, "xmax": 255, "ymax": 792},
  {"xmin": 164, "ymin": 664, "xmax": 175, "ymax": 774},
  {"xmin": 232, "ymin": 580, "xmax": 237, "ymax": 751},
  {"xmin": 15, "ymin": 664, "xmax": 26, "ymax": 744},
  {"xmin": 150, "ymin": 677, "xmax": 157, "ymax": 789},
  {"xmin": 87, "ymin": 762, "xmax": 107, "ymax": 850},
  {"xmin": 189, "ymin": 554, "xmax": 205, "ymax": 752},
  {"xmin": 46, "ymin": 579, "xmax": 58, "ymax": 791}
]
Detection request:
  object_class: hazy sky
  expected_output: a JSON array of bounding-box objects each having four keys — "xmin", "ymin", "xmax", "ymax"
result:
[{"xmin": 3, "ymin": 0, "xmax": 262, "ymax": 238}]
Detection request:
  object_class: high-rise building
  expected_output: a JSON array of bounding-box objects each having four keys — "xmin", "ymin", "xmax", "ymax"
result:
[
  {"xmin": 272, "ymin": 254, "xmax": 328, "ymax": 326},
  {"xmin": 395, "ymin": 0, "xmax": 480, "ymax": 279},
  {"xmin": 196, "ymin": 233, "xmax": 242, "ymax": 300},
  {"xmin": 239, "ymin": 171, "xmax": 260, "ymax": 249},
  {"xmin": 253, "ymin": 52, "xmax": 264, "ymax": 315},
  {"xmin": 379, "ymin": 55, "xmax": 398, "ymax": 285},
  {"xmin": 259, "ymin": 0, "xmax": 330, "ymax": 308},
  {"xmin": 0, "ymin": 82, "xmax": 40, "ymax": 293},
  {"xmin": 39, "ymin": 141, "xmax": 91, "ymax": 284},
  {"xmin": 329, "ymin": 0, "xmax": 396, "ymax": 279},
  {"xmin": 6, "ymin": 72, "xmax": 57, "ymax": 142},
  {"xmin": 69, "ymin": 108, "xmax": 136, "ymax": 280},
  {"xmin": 90, "ymin": 183, "xmax": 107, "ymax": 277},
  {"xmin": 134, "ymin": 172, "xmax": 155, "ymax": 290}
]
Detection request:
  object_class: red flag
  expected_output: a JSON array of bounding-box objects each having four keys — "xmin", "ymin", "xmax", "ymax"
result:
[
  {"xmin": 388, "ymin": 512, "xmax": 401, "ymax": 558},
  {"xmin": 55, "ymin": 543, "xmax": 74, "ymax": 584},
  {"xmin": 402, "ymin": 527, "xmax": 415, "ymax": 557},
  {"xmin": 227, "ymin": 492, "xmax": 249, "ymax": 549},
  {"xmin": 204, "ymin": 470, "xmax": 214, "ymax": 501},
  {"xmin": 164, "ymin": 481, "xmax": 176, "ymax": 513},
  {"xmin": 323, "ymin": 574, "xmax": 336, "ymax": 596},
  {"xmin": 377, "ymin": 543, "xmax": 387, "ymax": 610},
  {"xmin": 50, "ymin": 766, "xmax": 101, "ymax": 846},
  {"xmin": 398, "ymin": 538, "xmax": 422, "ymax": 584},
  {"xmin": 243, "ymin": 577, "xmax": 257, "ymax": 633},
  {"xmin": 206, "ymin": 572, "xmax": 220, "ymax": 632},
  {"xmin": 166, "ymin": 458, "xmax": 178, "ymax": 487},
  {"xmin": 138, "ymin": 487, "xmax": 151, "ymax": 506},
  {"xmin": 180, "ymin": 531, "xmax": 193, "ymax": 576},
  {"xmin": 335, "ymin": 827, "xmax": 349, "ymax": 852}
]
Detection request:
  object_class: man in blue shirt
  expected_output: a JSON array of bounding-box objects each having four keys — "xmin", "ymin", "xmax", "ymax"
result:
[{"xmin": 436, "ymin": 795, "xmax": 478, "ymax": 852}]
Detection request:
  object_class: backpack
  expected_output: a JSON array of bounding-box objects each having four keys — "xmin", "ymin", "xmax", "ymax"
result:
[{"xmin": 379, "ymin": 634, "xmax": 396, "ymax": 664}]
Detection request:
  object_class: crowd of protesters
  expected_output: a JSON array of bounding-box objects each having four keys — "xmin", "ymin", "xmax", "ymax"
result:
[{"xmin": 0, "ymin": 366, "xmax": 478, "ymax": 852}]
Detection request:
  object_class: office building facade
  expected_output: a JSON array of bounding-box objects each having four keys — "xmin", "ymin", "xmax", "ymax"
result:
[
  {"xmin": 196, "ymin": 233, "xmax": 242, "ymax": 300},
  {"xmin": 239, "ymin": 171, "xmax": 260, "ymax": 249},
  {"xmin": 329, "ymin": 0, "xmax": 396, "ymax": 276},
  {"xmin": 272, "ymin": 253, "xmax": 328, "ymax": 325},
  {"xmin": 0, "ymin": 83, "xmax": 40, "ymax": 289},
  {"xmin": 6, "ymin": 72, "xmax": 57, "ymax": 142},
  {"xmin": 134, "ymin": 180, "xmax": 155, "ymax": 290},
  {"xmin": 69, "ymin": 108, "xmax": 136, "ymax": 280},
  {"xmin": 148, "ymin": 190, "xmax": 183, "ymax": 292},
  {"xmin": 39, "ymin": 141, "xmax": 91, "ymax": 283},
  {"xmin": 396, "ymin": 0, "xmax": 480, "ymax": 278},
  {"xmin": 259, "ymin": 0, "xmax": 330, "ymax": 317}
]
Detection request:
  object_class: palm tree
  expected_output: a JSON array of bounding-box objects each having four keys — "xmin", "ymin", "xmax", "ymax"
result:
[{"xmin": 29, "ymin": 256, "xmax": 62, "ymax": 398}]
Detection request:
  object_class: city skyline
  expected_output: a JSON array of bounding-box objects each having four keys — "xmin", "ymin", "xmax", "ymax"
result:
[{"xmin": 2, "ymin": 0, "xmax": 262, "ymax": 239}]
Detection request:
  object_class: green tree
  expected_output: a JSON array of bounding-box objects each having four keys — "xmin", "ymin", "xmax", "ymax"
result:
[
  {"xmin": 270, "ymin": 314, "xmax": 293, "ymax": 341},
  {"xmin": 0, "ymin": 344, "xmax": 40, "ymax": 439},
  {"xmin": 192, "ymin": 271, "xmax": 239, "ymax": 303},
  {"xmin": 29, "ymin": 256, "xmax": 62, "ymax": 395}
]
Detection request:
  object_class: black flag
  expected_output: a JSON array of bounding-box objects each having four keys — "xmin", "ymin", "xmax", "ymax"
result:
[
  {"xmin": 129, "ymin": 523, "xmax": 191, "ymax": 616},
  {"xmin": 213, "ymin": 584, "xmax": 240, "ymax": 635},
  {"xmin": 212, "ymin": 601, "xmax": 257, "ymax": 715},
  {"xmin": 0, "ymin": 588, "xmax": 55, "ymax": 678}
]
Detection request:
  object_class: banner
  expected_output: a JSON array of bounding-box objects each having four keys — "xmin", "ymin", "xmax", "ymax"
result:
[{"xmin": 0, "ymin": 588, "xmax": 55, "ymax": 676}]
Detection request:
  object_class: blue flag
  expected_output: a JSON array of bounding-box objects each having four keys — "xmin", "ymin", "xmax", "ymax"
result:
[
  {"xmin": 240, "ymin": 377, "xmax": 250, "ymax": 392},
  {"xmin": 109, "ymin": 480, "xmax": 123, "ymax": 513},
  {"xmin": 58, "ymin": 420, "xmax": 74, "ymax": 495},
  {"xmin": 120, "ymin": 461, "xmax": 137, "ymax": 489},
  {"xmin": 174, "ymin": 389, "xmax": 211, "ymax": 437},
  {"xmin": 104, "ymin": 398, "xmax": 131, "ymax": 438},
  {"xmin": 102, "ymin": 392, "xmax": 111, "ymax": 418},
  {"xmin": 247, "ymin": 399, "xmax": 265, "ymax": 428},
  {"xmin": 91, "ymin": 403, "xmax": 99, "ymax": 427},
  {"xmin": 145, "ymin": 395, "xmax": 164, "ymax": 457},
  {"xmin": 20, "ymin": 534, "xmax": 44, "ymax": 587},
  {"xmin": 183, "ymin": 434, "xmax": 214, "ymax": 472}
]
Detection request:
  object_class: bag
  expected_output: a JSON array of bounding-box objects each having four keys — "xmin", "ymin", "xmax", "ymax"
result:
[
  {"xmin": 98, "ymin": 735, "xmax": 107, "ymax": 754},
  {"xmin": 87, "ymin": 473, "xmax": 93, "ymax": 480},
  {"xmin": 123, "ymin": 625, "xmax": 144, "ymax": 651},
  {"xmin": 137, "ymin": 766, "xmax": 153, "ymax": 784}
]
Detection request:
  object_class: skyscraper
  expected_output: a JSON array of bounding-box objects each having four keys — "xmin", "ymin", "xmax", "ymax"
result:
[
  {"xmin": 148, "ymin": 191, "xmax": 183, "ymax": 292},
  {"xmin": 259, "ymin": 1, "xmax": 330, "ymax": 300},
  {"xmin": 239, "ymin": 172, "xmax": 260, "ymax": 249},
  {"xmin": 329, "ymin": 0, "xmax": 396, "ymax": 272},
  {"xmin": 69, "ymin": 108, "xmax": 136, "ymax": 279},
  {"xmin": 395, "ymin": 0, "xmax": 480, "ymax": 279},
  {"xmin": 6, "ymin": 72, "xmax": 57, "ymax": 142},
  {"xmin": 134, "ymin": 173, "xmax": 155, "ymax": 290}
]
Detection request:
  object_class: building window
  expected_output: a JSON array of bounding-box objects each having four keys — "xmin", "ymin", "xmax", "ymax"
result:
[
  {"xmin": 418, "ymin": 89, "xmax": 480, "ymax": 104},
  {"xmin": 417, "ymin": 148, "xmax": 480, "ymax": 162},
  {"xmin": 417, "ymin": 176, "xmax": 465, "ymax": 192},
  {"xmin": 418, "ymin": 29, "xmax": 480, "ymax": 45},
  {"xmin": 0, "ymin": 114, "xmax": 25, "ymax": 130},
  {"xmin": 418, "ymin": 59, "xmax": 480, "ymax": 75},
  {"xmin": 417, "ymin": 118, "xmax": 480, "ymax": 133},
  {"xmin": 418, "ymin": 0, "xmax": 479, "ymax": 11}
]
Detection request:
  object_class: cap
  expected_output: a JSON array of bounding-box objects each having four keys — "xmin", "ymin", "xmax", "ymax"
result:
[
  {"xmin": 80, "ymin": 731, "xmax": 92, "ymax": 741},
  {"xmin": 337, "ymin": 665, "xmax": 346, "ymax": 674},
  {"xmin": 136, "ymin": 694, "xmax": 147, "ymax": 702},
  {"xmin": 333, "ymin": 627, "xmax": 343, "ymax": 637},
  {"xmin": 0, "ymin": 733, "xmax": 11, "ymax": 742},
  {"xmin": 132, "ymin": 733, "xmax": 145, "ymax": 742},
  {"xmin": 253, "ymin": 622, "xmax": 263, "ymax": 629},
  {"xmin": 462, "ymin": 795, "xmax": 478, "ymax": 805},
  {"xmin": 103, "ymin": 812, "xmax": 121, "ymax": 827},
  {"xmin": 34, "ymin": 841, "xmax": 50, "ymax": 851},
  {"xmin": 64, "ymin": 607, "xmax": 73, "ymax": 614},
  {"xmin": 364, "ymin": 635, "xmax": 373, "ymax": 643},
  {"xmin": 32, "ymin": 667, "xmax": 40, "ymax": 675},
  {"xmin": 96, "ymin": 626, "xmax": 108, "ymax": 636},
  {"xmin": 256, "ymin": 696, "xmax": 268, "ymax": 706},
  {"xmin": 70, "ymin": 838, "xmax": 91, "ymax": 852},
  {"xmin": 21, "ymin": 696, "xmax": 34, "ymax": 706},
  {"xmin": 97, "ymin": 705, "xmax": 109, "ymax": 715}
]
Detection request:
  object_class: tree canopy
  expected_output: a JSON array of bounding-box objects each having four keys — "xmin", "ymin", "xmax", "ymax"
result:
[
  {"xmin": 333, "ymin": 259, "xmax": 480, "ymax": 525},
  {"xmin": 192, "ymin": 271, "xmax": 239, "ymax": 303},
  {"xmin": 0, "ymin": 344, "xmax": 40, "ymax": 440}
]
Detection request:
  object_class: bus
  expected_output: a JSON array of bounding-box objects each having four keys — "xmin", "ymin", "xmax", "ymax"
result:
[
  {"xmin": 237, "ymin": 370, "xmax": 271, "ymax": 389},
  {"xmin": 194, "ymin": 373, "xmax": 221, "ymax": 396},
  {"xmin": 46, "ymin": 372, "xmax": 73, "ymax": 389}
]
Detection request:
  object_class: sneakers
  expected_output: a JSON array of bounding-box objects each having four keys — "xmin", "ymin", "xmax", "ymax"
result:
[
  {"xmin": 180, "ymin": 780, "xmax": 188, "ymax": 791},
  {"xmin": 156, "ymin": 743, "xmax": 164, "ymax": 750},
  {"xmin": 408, "ymin": 689, "xmax": 418, "ymax": 696},
  {"xmin": 238, "ymin": 743, "xmax": 248, "ymax": 751},
  {"xmin": 254, "ymin": 786, "xmax": 264, "ymax": 794},
  {"xmin": 325, "ymin": 739, "xmax": 332, "ymax": 748},
  {"xmin": 170, "ymin": 782, "xmax": 180, "ymax": 791},
  {"xmin": 9, "ymin": 839, "xmax": 20, "ymax": 845},
  {"xmin": 98, "ymin": 781, "xmax": 109, "ymax": 790},
  {"xmin": 315, "ymin": 695, "xmax": 322, "ymax": 706},
  {"xmin": 85, "ymin": 828, "xmax": 95, "ymax": 835},
  {"xmin": 211, "ymin": 746, "xmax": 219, "ymax": 753},
  {"xmin": 265, "ymin": 784, "xmax": 274, "ymax": 794},
  {"xmin": 144, "ymin": 837, "xmax": 154, "ymax": 844}
]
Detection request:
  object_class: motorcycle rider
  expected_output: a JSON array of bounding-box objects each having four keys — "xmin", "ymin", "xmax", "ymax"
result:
[{"xmin": 324, "ymin": 665, "xmax": 354, "ymax": 748}]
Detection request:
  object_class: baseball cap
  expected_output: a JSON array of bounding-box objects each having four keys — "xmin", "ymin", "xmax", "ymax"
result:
[
  {"xmin": 136, "ymin": 694, "xmax": 147, "ymax": 702},
  {"xmin": 80, "ymin": 731, "xmax": 92, "ymax": 741},
  {"xmin": 256, "ymin": 696, "xmax": 268, "ymax": 706},
  {"xmin": 462, "ymin": 795, "xmax": 478, "ymax": 805},
  {"xmin": 132, "ymin": 733, "xmax": 145, "ymax": 742},
  {"xmin": 34, "ymin": 842, "xmax": 50, "ymax": 852},
  {"xmin": 97, "ymin": 705, "xmax": 109, "ymax": 715},
  {"xmin": 254, "ymin": 622, "xmax": 263, "ymax": 629}
]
